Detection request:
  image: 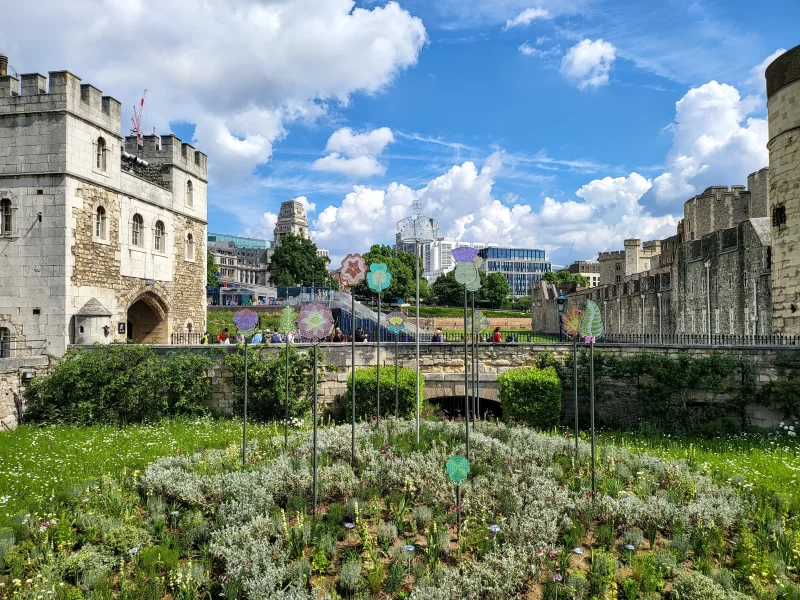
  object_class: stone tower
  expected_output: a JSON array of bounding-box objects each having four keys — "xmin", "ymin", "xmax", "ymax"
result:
[
  {"xmin": 766, "ymin": 44, "xmax": 800, "ymax": 334},
  {"xmin": 273, "ymin": 199, "xmax": 309, "ymax": 245}
]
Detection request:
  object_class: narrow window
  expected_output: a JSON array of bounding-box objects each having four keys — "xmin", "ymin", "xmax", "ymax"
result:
[
  {"xmin": 0, "ymin": 199, "xmax": 12, "ymax": 234},
  {"xmin": 714, "ymin": 309, "xmax": 720, "ymax": 334},
  {"xmin": 186, "ymin": 180, "xmax": 193, "ymax": 207},
  {"xmin": 95, "ymin": 206, "xmax": 107, "ymax": 240},
  {"xmin": 154, "ymin": 220, "xmax": 165, "ymax": 252},
  {"xmin": 96, "ymin": 137, "xmax": 107, "ymax": 171},
  {"xmin": 186, "ymin": 232, "xmax": 195, "ymax": 261},
  {"xmin": 766, "ymin": 246, "xmax": 772, "ymax": 271},
  {"xmin": 0, "ymin": 326, "xmax": 10, "ymax": 357},
  {"xmin": 772, "ymin": 205, "xmax": 787, "ymax": 228},
  {"xmin": 131, "ymin": 213, "xmax": 143, "ymax": 247}
]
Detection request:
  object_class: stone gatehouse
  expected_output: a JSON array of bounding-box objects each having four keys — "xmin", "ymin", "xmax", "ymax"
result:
[{"xmin": 0, "ymin": 53, "xmax": 208, "ymax": 357}]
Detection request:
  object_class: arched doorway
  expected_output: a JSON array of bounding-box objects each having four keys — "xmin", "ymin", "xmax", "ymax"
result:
[{"xmin": 126, "ymin": 292, "xmax": 168, "ymax": 344}]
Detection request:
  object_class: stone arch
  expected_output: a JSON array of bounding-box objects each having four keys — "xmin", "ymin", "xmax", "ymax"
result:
[{"xmin": 126, "ymin": 289, "xmax": 169, "ymax": 344}]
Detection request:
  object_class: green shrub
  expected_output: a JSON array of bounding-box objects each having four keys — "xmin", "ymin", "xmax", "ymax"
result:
[
  {"xmin": 24, "ymin": 345, "xmax": 212, "ymax": 424},
  {"xmin": 225, "ymin": 345, "xmax": 315, "ymax": 421},
  {"xmin": 498, "ymin": 366, "xmax": 561, "ymax": 429},
  {"xmin": 671, "ymin": 571, "xmax": 728, "ymax": 600},
  {"xmin": 342, "ymin": 366, "xmax": 423, "ymax": 421}
]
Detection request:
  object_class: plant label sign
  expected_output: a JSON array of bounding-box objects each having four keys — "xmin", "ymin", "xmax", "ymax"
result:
[{"xmin": 446, "ymin": 455, "xmax": 470, "ymax": 483}]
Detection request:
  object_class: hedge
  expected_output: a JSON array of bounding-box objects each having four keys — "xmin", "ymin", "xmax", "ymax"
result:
[
  {"xmin": 498, "ymin": 366, "xmax": 561, "ymax": 429},
  {"xmin": 24, "ymin": 345, "xmax": 212, "ymax": 424},
  {"xmin": 342, "ymin": 366, "xmax": 423, "ymax": 421}
]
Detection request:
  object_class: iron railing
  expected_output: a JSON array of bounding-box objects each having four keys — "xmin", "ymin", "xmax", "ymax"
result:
[
  {"xmin": 0, "ymin": 338, "xmax": 47, "ymax": 358},
  {"xmin": 598, "ymin": 332, "xmax": 800, "ymax": 346},
  {"xmin": 170, "ymin": 332, "xmax": 202, "ymax": 345}
]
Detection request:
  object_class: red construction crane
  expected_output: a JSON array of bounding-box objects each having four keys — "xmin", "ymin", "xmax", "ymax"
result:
[{"xmin": 131, "ymin": 89, "xmax": 147, "ymax": 139}]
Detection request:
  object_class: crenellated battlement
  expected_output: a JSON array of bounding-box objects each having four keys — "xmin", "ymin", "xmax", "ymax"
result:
[
  {"xmin": 598, "ymin": 250, "xmax": 625, "ymax": 261},
  {"xmin": 124, "ymin": 134, "xmax": 207, "ymax": 180},
  {"xmin": 0, "ymin": 67, "xmax": 122, "ymax": 135}
]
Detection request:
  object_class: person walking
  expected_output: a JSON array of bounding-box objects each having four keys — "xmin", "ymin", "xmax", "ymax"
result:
[
  {"xmin": 217, "ymin": 328, "xmax": 231, "ymax": 344},
  {"xmin": 271, "ymin": 330, "xmax": 283, "ymax": 344},
  {"xmin": 251, "ymin": 330, "xmax": 263, "ymax": 344},
  {"xmin": 492, "ymin": 327, "xmax": 502, "ymax": 343},
  {"xmin": 332, "ymin": 327, "xmax": 345, "ymax": 342},
  {"xmin": 432, "ymin": 328, "xmax": 443, "ymax": 342}
]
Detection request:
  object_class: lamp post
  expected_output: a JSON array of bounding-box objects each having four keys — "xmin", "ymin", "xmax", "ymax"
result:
[
  {"xmin": 557, "ymin": 294, "xmax": 567, "ymax": 342},
  {"xmin": 397, "ymin": 200, "xmax": 438, "ymax": 445}
]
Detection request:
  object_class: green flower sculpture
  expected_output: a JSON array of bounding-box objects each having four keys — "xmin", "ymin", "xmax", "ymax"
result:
[
  {"xmin": 367, "ymin": 263, "xmax": 392, "ymax": 293},
  {"xmin": 452, "ymin": 249, "xmax": 482, "ymax": 292},
  {"xmin": 467, "ymin": 310, "xmax": 489, "ymax": 334},
  {"xmin": 278, "ymin": 306, "xmax": 297, "ymax": 335}
]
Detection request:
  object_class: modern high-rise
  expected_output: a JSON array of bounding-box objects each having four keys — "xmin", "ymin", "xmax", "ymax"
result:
[
  {"xmin": 394, "ymin": 234, "xmax": 497, "ymax": 282},
  {"xmin": 478, "ymin": 247, "xmax": 551, "ymax": 296}
]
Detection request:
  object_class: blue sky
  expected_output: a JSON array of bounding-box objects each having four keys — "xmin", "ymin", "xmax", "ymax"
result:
[{"xmin": 3, "ymin": 0, "xmax": 798, "ymax": 266}]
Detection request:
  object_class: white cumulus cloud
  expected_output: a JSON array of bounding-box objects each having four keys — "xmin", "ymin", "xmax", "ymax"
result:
[
  {"xmin": 1, "ymin": 0, "xmax": 426, "ymax": 184},
  {"xmin": 312, "ymin": 127, "xmax": 395, "ymax": 177},
  {"xmin": 560, "ymin": 39, "xmax": 617, "ymax": 89},
  {"xmin": 651, "ymin": 80, "xmax": 768, "ymax": 204},
  {"xmin": 503, "ymin": 7, "xmax": 549, "ymax": 29}
]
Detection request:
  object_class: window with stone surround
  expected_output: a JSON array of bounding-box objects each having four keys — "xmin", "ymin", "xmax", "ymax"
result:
[
  {"xmin": 0, "ymin": 199, "xmax": 12, "ymax": 235},
  {"xmin": 96, "ymin": 137, "xmax": 107, "ymax": 171},
  {"xmin": 185, "ymin": 232, "xmax": 195, "ymax": 261},
  {"xmin": 0, "ymin": 326, "xmax": 10, "ymax": 356},
  {"xmin": 95, "ymin": 206, "xmax": 107, "ymax": 241},
  {"xmin": 131, "ymin": 213, "xmax": 143, "ymax": 248},
  {"xmin": 772, "ymin": 205, "xmax": 787, "ymax": 229},
  {"xmin": 186, "ymin": 181, "xmax": 193, "ymax": 207},
  {"xmin": 154, "ymin": 221, "xmax": 165, "ymax": 252}
]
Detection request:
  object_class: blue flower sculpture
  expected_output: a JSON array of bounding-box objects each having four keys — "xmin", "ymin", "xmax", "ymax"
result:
[{"xmin": 367, "ymin": 263, "xmax": 392, "ymax": 293}]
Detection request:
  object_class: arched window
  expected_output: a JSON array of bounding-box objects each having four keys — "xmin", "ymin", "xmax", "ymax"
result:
[
  {"xmin": 131, "ymin": 213, "xmax": 143, "ymax": 247},
  {"xmin": 96, "ymin": 137, "xmax": 107, "ymax": 171},
  {"xmin": 0, "ymin": 199, "xmax": 12, "ymax": 235},
  {"xmin": 154, "ymin": 220, "xmax": 165, "ymax": 252},
  {"xmin": 186, "ymin": 181, "xmax": 193, "ymax": 207},
  {"xmin": 185, "ymin": 232, "xmax": 195, "ymax": 261},
  {"xmin": 95, "ymin": 206, "xmax": 107, "ymax": 240}
]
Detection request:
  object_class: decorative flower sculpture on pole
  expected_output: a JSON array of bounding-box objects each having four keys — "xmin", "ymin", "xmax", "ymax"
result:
[
  {"xmin": 368, "ymin": 263, "xmax": 392, "ymax": 421},
  {"xmin": 562, "ymin": 306, "xmax": 584, "ymax": 462},
  {"xmin": 467, "ymin": 310, "xmax": 489, "ymax": 336},
  {"xmin": 579, "ymin": 299, "xmax": 604, "ymax": 500},
  {"xmin": 367, "ymin": 263, "xmax": 392, "ymax": 293},
  {"xmin": 298, "ymin": 302, "xmax": 334, "ymax": 520},
  {"xmin": 233, "ymin": 308, "xmax": 259, "ymax": 334},
  {"xmin": 386, "ymin": 311, "xmax": 407, "ymax": 418},
  {"xmin": 451, "ymin": 248, "xmax": 484, "ymax": 460},
  {"xmin": 278, "ymin": 306, "xmax": 297, "ymax": 451},
  {"xmin": 298, "ymin": 303, "xmax": 334, "ymax": 341},
  {"xmin": 341, "ymin": 253, "xmax": 367, "ymax": 288},
  {"xmin": 339, "ymin": 253, "xmax": 366, "ymax": 466},
  {"xmin": 234, "ymin": 308, "xmax": 259, "ymax": 466}
]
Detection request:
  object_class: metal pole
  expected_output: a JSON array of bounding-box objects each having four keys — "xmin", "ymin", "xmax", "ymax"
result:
[
  {"xmin": 377, "ymin": 292, "xmax": 381, "ymax": 420},
  {"xmin": 395, "ymin": 333, "xmax": 399, "ymax": 418},
  {"xmin": 573, "ymin": 337, "xmax": 578, "ymax": 460},
  {"xmin": 471, "ymin": 292, "xmax": 476, "ymax": 424},
  {"xmin": 590, "ymin": 341, "xmax": 596, "ymax": 499},
  {"xmin": 463, "ymin": 286, "xmax": 470, "ymax": 460},
  {"xmin": 456, "ymin": 484, "xmax": 461, "ymax": 536},
  {"xmin": 284, "ymin": 337, "xmax": 289, "ymax": 451},
  {"xmin": 415, "ymin": 241, "xmax": 420, "ymax": 445},
  {"xmin": 313, "ymin": 344, "xmax": 318, "ymax": 519},
  {"xmin": 242, "ymin": 338, "xmax": 248, "ymax": 466},
  {"xmin": 351, "ymin": 290, "xmax": 356, "ymax": 466}
]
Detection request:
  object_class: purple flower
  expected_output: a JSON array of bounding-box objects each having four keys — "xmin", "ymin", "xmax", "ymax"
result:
[{"xmin": 451, "ymin": 247, "xmax": 479, "ymax": 263}]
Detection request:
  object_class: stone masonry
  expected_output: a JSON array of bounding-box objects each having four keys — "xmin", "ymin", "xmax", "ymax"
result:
[{"xmin": 0, "ymin": 53, "xmax": 208, "ymax": 359}]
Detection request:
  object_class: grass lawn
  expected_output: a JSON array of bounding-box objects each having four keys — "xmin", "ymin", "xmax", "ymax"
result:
[
  {"xmin": 207, "ymin": 310, "xmax": 281, "ymax": 336},
  {"xmin": 0, "ymin": 417, "xmax": 286, "ymax": 527},
  {"xmin": 594, "ymin": 428, "xmax": 800, "ymax": 505}
]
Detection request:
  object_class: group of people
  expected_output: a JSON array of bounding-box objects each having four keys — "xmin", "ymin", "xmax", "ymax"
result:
[
  {"xmin": 429, "ymin": 327, "xmax": 511, "ymax": 343},
  {"xmin": 202, "ymin": 328, "xmax": 294, "ymax": 345}
]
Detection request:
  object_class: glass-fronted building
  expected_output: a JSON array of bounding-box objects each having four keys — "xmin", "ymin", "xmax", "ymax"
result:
[
  {"xmin": 478, "ymin": 247, "xmax": 551, "ymax": 296},
  {"xmin": 207, "ymin": 232, "xmax": 272, "ymax": 250}
]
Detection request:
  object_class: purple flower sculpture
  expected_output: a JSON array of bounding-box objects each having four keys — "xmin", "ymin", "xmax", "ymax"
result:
[
  {"xmin": 451, "ymin": 247, "xmax": 480, "ymax": 264},
  {"xmin": 298, "ymin": 303, "xmax": 334, "ymax": 341},
  {"xmin": 233, "ymin": 309, "xmax": 259, "ymax": 333}
]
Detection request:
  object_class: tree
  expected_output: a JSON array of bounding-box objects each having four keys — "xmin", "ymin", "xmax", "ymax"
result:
[
  {"xmin": 430, "ymin": 269, "xmax": 487, "ymax": 306},
  {"xmin": 207, "ymin": 250, "xmax": 220, "ymax": 287},
  {"xmin": 354, "ymin": 244, "xmax": 427, "ymax": 301},
  {"xmin": 542, "ymin": 270, "xmax": 589, "ymax": 287},
  {"xmin": 268, "ymin": 234, "xmax": 330, "ymax": 288},
  {"xmin": 485, "ymin": 272, "xmax": 511, "ymax": 308}
]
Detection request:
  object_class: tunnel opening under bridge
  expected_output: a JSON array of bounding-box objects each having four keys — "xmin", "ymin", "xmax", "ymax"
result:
[{"xmin": 427, "ymin": 396, "xmax": 502, "ymax": 421}]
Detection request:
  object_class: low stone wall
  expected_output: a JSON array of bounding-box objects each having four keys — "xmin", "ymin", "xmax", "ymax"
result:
[
  {"xmin": 430, "ymin": 317, "xmax": 531, "ymax": 331},
  {"xmin": 0, "ymin": 356, "xmax": 51, "ymax": 431}
]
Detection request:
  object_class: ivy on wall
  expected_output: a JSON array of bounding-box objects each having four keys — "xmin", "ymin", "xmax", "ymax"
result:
[{"xmin": 760, "ymin": 353, "xmax": 800, "ymax": 420}]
